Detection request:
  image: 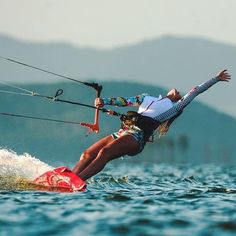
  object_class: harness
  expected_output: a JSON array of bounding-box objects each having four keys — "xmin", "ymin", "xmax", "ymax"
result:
[
  {"xmin": 120, "ymin": 96, "xmax": 176, "ymax": 141},
  {"xmin": 120, "ymin": 111, "xmax": 160, "ymax": 141}
]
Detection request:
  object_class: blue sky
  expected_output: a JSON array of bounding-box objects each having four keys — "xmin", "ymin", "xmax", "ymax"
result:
[{"xmin": 0, "ymin": 0, "xmax": 235, "ymax": 48}]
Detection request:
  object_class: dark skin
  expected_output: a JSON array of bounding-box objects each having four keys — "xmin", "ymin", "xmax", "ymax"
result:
[{"xmin": 73, "ymin": 70, "xmax": 231, "ymax": 181}]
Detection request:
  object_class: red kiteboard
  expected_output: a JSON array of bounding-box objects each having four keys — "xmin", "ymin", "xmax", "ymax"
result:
[{"xmin": 32, "ymin": 166, "xmax": 86, "ymax": 192}]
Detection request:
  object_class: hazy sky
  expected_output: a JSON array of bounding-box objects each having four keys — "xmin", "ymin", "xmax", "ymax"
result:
[{"xmin": 0, "ymin": 0, "xmax": 235, "ymax": 48}]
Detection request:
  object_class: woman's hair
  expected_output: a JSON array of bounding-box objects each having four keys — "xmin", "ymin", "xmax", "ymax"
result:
[{"xmin": 157, "ymin": 112, "xmax": 182, "ymax": 136}]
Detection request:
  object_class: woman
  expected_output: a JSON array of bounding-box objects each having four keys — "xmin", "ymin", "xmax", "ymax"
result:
[{"xmin": 73, "ymin": 70, "xmax": 231, "ymax": 180}]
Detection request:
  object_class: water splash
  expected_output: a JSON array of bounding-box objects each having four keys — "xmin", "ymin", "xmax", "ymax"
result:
[{"xmin": 0, "ymin": 148, "xmax": 53, "ymax": 191}]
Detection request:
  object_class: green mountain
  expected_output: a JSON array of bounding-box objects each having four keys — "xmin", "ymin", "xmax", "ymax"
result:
[
  {"xmin": 0, "ymin": 34, "xmax": 235, "ymax": 118},
  {"xmin": 0, "ymin": 81, "xmax": 235, "ymax": 166}
]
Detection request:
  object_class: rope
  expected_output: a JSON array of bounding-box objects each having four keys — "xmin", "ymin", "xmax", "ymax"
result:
[
  {"xmin": 0, "ymin": 82, "xmax": 124, "ymax": 117},
  {"xmin": 0, "ymin": 58, "xmax": 124, "ymax": 127},
  {"xmin": 0, "ymin": 90, "xmax": 33, "ymax": 96},
  {"xmin": 0, "ymin": 112, "xmax": 83, "ymax": 125},
  {"xmin": 0, "ymin": 81, "xmax": 33, "ymax": 94},
  {"xmin": 0, "ymin": 56, "xmax": 100, "ymax": 90}
]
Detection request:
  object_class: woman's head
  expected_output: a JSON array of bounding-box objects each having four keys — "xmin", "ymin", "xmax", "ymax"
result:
[{"xmin": 167, "ymin": 89, "xmax": 182, "ymax": 102}]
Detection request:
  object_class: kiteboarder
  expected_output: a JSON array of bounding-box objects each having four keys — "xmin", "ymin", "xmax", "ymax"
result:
[{"xmin": 73, "ymin": 70, "xmax": 231, "ymax": 180}]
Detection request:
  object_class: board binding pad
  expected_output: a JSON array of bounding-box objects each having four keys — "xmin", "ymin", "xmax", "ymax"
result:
[{"xmin": 32, "ymin": 166, "xmax": 86, "ymax": 192}]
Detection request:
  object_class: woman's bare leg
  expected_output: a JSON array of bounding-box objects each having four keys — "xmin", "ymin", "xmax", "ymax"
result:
[
  {"xmin": 79, "ymin": 135, "xmax": 140, "ymax": 181},
  {"xmin": 73, "ymin": 135, "xmax": 114, "ymax": 174}
]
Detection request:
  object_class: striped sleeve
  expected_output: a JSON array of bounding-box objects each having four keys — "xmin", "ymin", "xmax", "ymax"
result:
[
  {"xmin": 102, "ymin": 94, "xmax": 147, "ymax": 107},
  {"xmin": 154, "ymin": 77, "xmax": 219, "ymax": 122}
]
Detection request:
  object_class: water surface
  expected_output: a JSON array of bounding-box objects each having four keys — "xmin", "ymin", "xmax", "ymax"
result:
[{"xmin": 1, "ymin": 149, "xmax": 236, "ymax": 236}]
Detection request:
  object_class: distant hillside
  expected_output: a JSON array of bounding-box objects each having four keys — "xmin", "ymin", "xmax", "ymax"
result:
[
  {"xmin": 0, "ymin": 81, "xmax": 235, "ymax": 166},
  {"xmin": 0, "ymin": 34, "xmax": 235, "ymax": 118}
]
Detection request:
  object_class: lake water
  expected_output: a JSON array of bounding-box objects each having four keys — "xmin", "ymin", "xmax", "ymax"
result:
[{"xmin": 1, "ymin": 149, "xmax": 236, "ymax": 236}]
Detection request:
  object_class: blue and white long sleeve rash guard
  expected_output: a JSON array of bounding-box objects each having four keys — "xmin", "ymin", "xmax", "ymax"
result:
[{"xmin": 103, "ymin": 77, "xmax": 219, "ymax": 123}]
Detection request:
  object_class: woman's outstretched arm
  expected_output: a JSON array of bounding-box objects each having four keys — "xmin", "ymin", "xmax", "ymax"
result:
[
  {"xmin": 175, "ymin": 69, "xmax": 231, "ymax": 111},
  {"xmin": 154, "ymin": 70, "xmax": 231, "ymax": 122}
]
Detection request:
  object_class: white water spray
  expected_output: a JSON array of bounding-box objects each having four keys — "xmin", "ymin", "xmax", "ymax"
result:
[{"xmin": 0, "ymin": 148, "xmax": 53, "ymax": 181}]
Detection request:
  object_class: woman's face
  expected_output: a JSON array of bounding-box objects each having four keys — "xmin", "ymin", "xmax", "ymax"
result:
[{"xmin": 167, "ymin": 89, "xmax": 182, "ymax": 102}]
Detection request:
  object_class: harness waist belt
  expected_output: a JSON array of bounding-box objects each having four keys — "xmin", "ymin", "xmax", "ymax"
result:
[{"xmin": 121, "ymin": 111, "xmax": 160, "ymax": 140}]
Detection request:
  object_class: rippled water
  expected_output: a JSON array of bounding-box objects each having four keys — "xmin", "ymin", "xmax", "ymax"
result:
[{"xmin": 1, "ymin": 149, "xmax": 236, "ymax": 236}]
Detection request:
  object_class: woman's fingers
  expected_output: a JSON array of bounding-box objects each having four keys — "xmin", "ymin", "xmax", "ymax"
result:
[
  {"xmin": 95, "ymin": 98, "xmax": 104, "ymax": 107},
  {"xmin": 217, "ymin": 69, "xmax": 231, "ymax": 82}
]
